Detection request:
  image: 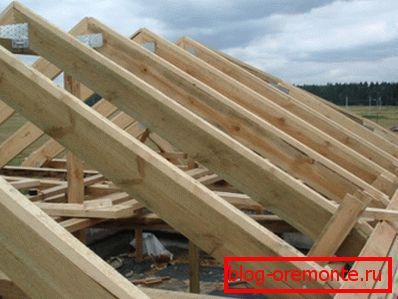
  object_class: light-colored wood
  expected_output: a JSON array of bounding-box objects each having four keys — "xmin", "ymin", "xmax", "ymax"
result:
[
  {"xmin": 131, "ymin": 28, "xmax": 396, "ymax": 188},
  {"xmin": 0, "ymin": 17, "xmax": 91, "ymax": 168},
  {"xmin": 217, "ymin": 48, "xmax": 398, "ymax": 153},
  {"xmin": 0, "ymin": 271, "xmax": 29, "ymax": 299},
  {"xmin": 9, "ymin": 178, "xmax": 40, "ymax": 189},
  {"xmin": 22, "ymin": 99, "xmax": 117, "ymax": 167},
  {"xmin": 0, "ymin": 24, "xmax": 331, "ymax": 295},
  {"xmin": 189, "ymin": 240, "xmax": 200, "ymax": 293},
  {"xmin": 178, "ymin": 37, "xmax": 398, "ymax": 174},
  {"xmin": 66, "ymin": 151, "xmax": 85, "ymax": 202},
  {"xmin": 362, "ymin": 208, "xmax": 398, "ymax": 222},
  {"xmin": 30, "ymin": 174, "xmax": 103, "ymax": 201},
  {"xmin": 0, "ymin": 123, "xmax": 42, "ymax": 167},
  {"xmin": 36, "ymin": 200, "xmax": 143, "ymax": 219},
  {"xmin": 0, "ymin": 101, "xmax": 16, "ymax": 126},
  {"xmin": 308, "ymin": 193, "xmax": 371, "ymax": 257},
  {"xmin": 65, "ymin": 74, "xmax": 86, "ymax": 241},
  {"xmin": 6, "ymin": 3, "xmax": 367, "ymax": 255},
  {"xmin": 0, "ymin": 176, "xmax": 148, "ymax": 298},
  {"xmin": 334, "ymin": 190, "xmax": 398, "ymax": 297},
  {"xmin": 0, "ymin": 271, "xmax": 225, "ymax": 299},
  {"xmin": 129, "ymin": 28, "xmax": 393, "ymax": 202}
]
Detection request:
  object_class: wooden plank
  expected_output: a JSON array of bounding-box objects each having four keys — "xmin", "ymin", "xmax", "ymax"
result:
[
  {"xmin": 65, "ymin": 75, "xmax": 85, "ymax": 203},
  {"xmin": 0, "ymin": 18, "xmax": 92, "ymax": 168},
  {"xmin": 334, "ymin": 190, "xmax": 398, "ymax": 297},
  {"xmin": 0, "ymin": 270, "xmax": 226, "ymax": 299},
  {"xmin": 362, "ymin": 207, "xmax": 398, "ymax": 222},
  {"xmin": 65, "ymin": 74, "xmax": 86, "ymax": 241},
  {"xmin": 9, "ymin": 178, "xmax": 40, "ymax": 190},
  {"xmin": 60, "ymin": 217, "xmax": 106, "ymax": 233},
  {"xmin": 0, "ymin": 116, "xmax": 43, "ymax": 167},
  {"xmin": 177, "ymin": 37, "xmax": 398, "ymax": 174},
  {"xmin": 0, "ymin": 176, "xmax": 148, "ymax": 298},
  {"xmin": 131, "ymin": 28, "xmax": 395, "ymax": 187},
  {"xmin": 30, "ymin": 174, "xmax": 103, "ymax": 201},
  {"xmin": 129, "ymin": 28, "xmax": 393, "ymax": 201},
  {"xmin": 216, "ymin": 49, "xmax": 398, "ymax": 154},
  {"xmin": 189, "ymin": 240, "xmax": 200, "ymax": 293},
  {"xmin": 369, "ymin": 236, "xmax": 398, "ymax": 299},
  {"xmin": 10, "ymin": 6, "xmax": 372, "ymax": 255},
  {"xmin": 134, "ymin": 226, "xmax": 144, "ymax": 262},
  {"xmin": 0, "ymin": 101, "xmax": 15, "ymax": 125},
  {"xmin": 0, "ymin": 27, "xmax": 331, "ymax": 294},
  {"xmin": 308, "ymin": 193, "xmax": 371, "ymax": 257},
  {"xmin": 84, "ymin": 21, "xmax": 389, "ymax": 204},
  {"xmin": 36, "ymin": 199, "xmax": 143, "ymax": 219},
  {"xmin": 22, "ymin": 99, "xmax": 118, "ymax": 167},
  {"xmin": 0, "ymin": 271, "xmax": 29, "ymax": 299},
  {"xmin": 0, "ymin": 165, "xmax": 97, "ymax": 178}
]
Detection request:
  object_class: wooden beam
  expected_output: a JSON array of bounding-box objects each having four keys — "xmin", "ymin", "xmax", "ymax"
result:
[
  {"xmin": 216, "ymin": 48, "xmax": 398, "ymax": 154},
  {"xmin": 177, "ymin": 36, "xmax": 398, "ymax": 174},
  {"xmin": 129, "ymin": 28, "xmax": 393, "ymax": 201},
  {"xmin": 0, "ymin": 271, "xmax": 226, "ymax": 299},
  {"xmin": 334, "ymin": 190, "xmax": 398, "ymax": 297},
  {"xmin": 134, "ymin": 226, "xmax": 144, "ymax": 262},
  {"xmin": 0, "ymin": 18, "xmax": 331, "ymax": 295},
  {"xmin": 30, "ymin": 174, "xmax": 103, "ymax": 201},
  {"xmin": 65, "ymin": 74, "xmax": 86, "ymax": 241},
  {"xmin": 0, "ymin": 165, "xmax": 97, "ymax": 178},
  {"xmin": 189, "ymin": 241, "xmax": 200, "ymax": 293},
  {"xmin": 36, "ymin": 200, "xmax": 143, "ymax": 219},
  {"xmin": 22, "ymin": 99, "xmax": 118, "ymax": 167},
  {"xmin": 0, "ymin": 19, "xmax": 92, "ymax": 168},
  {"xmin": 131, "ymin": 28, "xmax": 396, "ymax": 188},
  {"xmin": 5, "ymin": 3, "xmax": 365, "ymax": 252},
  {"xmin": 0, "ymin": 176, "xmax": 147, "ymax": 298},
  {"xmin": 308, "ymin": 193, "xmax": 371, "ymax": 257}
]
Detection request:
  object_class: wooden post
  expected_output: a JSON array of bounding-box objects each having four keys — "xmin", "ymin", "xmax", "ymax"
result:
[
  {"xmin": 135, "ymin": 226, "xmax": 143, "ymax": 262},
  {"xmin": 189, "ymin": 240, "xmax": 200, "ymax": 293},
  {"xmin": 308, "ymin": 193, "xmax": 371, "ymax": 257},
  {"xmin": 65, "ymin": 74, "xmax": 86, "ymax": 243}
]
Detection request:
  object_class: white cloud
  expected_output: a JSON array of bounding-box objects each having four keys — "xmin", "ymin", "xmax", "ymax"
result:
[
  {"xmin": 225, "ymin": 0, "xmax": 398, "ymax": 83},
  {"xmin": 0, "ymin": 0, "xmax": 397, "ymax": 84}
]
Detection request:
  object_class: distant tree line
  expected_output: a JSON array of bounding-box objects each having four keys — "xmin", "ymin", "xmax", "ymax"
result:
[{"xmin": 298, "ymin": 82, "xmax": 398, "ymax": 106}]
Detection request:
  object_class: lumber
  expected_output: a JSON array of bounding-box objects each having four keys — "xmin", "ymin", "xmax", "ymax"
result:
[
  {"xmin": 0, "ymin": 271, "xmax": 225, "ymax": 299},
  {"xmin": 3, "ymin": 3, "xmax": 367, "ymax": 253},
  {"xmin": 129, "ymin": 28, "xmax": 393, "ymax": 201},
  {"xmin": 131, "ymin": 28, "xmax": 395, "ymax": 187},
  {"xmin": 189, "ymin": 240, "xmax": 201, "ymax": 293},
  {"xmin": 0, "ymin": 18, "xmax": 332, "ymax": 295},
  {"xmin": 65, "ymin": 75, "xmax": 85, "ymax": 203},
  {"xmin": 0, "ymin": 176, "xmax": 147, "ymax": 298},
  {"xmin": 22, "ymin": 99, "xmax": 118, "ymax": 167},
  {"xmin": 36, "ymin": 199, "xmax": 143, "ymax": 219},
  {"xmin": 177, "ymin": 37, "xmax": 398, "ymax": 174},
  {"xmin": 30, "ymin": 174, "xmax": 104, "ymax": 201},
  {"xmin": 308, "ymin": 193, "xmax": 371, "ymax": 257},
  {"xmin": 334, "ymin": 190, "xmax": 398, "ymax": 297},
  {"xmin": 0, "ymin": 19, "xmax": 93, "ymax": 168},
  {"xmin": 217, "ymin": 49, "xmax": 398, "ymax": 154}
]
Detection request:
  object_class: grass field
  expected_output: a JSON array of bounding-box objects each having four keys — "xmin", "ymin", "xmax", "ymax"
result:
[
  {"xmin": 346, "ymin": 105, "xmax": 398, "ymax": 129},
  {"xmin": 0, "ymin": 105, "xmax": 397, "ymax": 166}
]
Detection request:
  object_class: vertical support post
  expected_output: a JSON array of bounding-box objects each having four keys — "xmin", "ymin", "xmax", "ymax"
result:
[
  {"xmin": 65, "ymin": 74, "xmax": 86, "ymax": 243},
  {"xmin": 134, "ymin": 226, "xmax": 143, "ymax": 262},
  {"xmin": 308, "ymin": 193, "xmax": 371, "ymax": 257},
  {"xmin": 189, "ymin": 240, "xmax": 200, "ymax": 293}
]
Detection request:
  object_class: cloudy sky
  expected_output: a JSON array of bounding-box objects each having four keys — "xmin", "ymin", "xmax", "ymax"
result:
[{"xmin": 0, "ymin": 0, "xmax": 397, "ymax": 84}]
